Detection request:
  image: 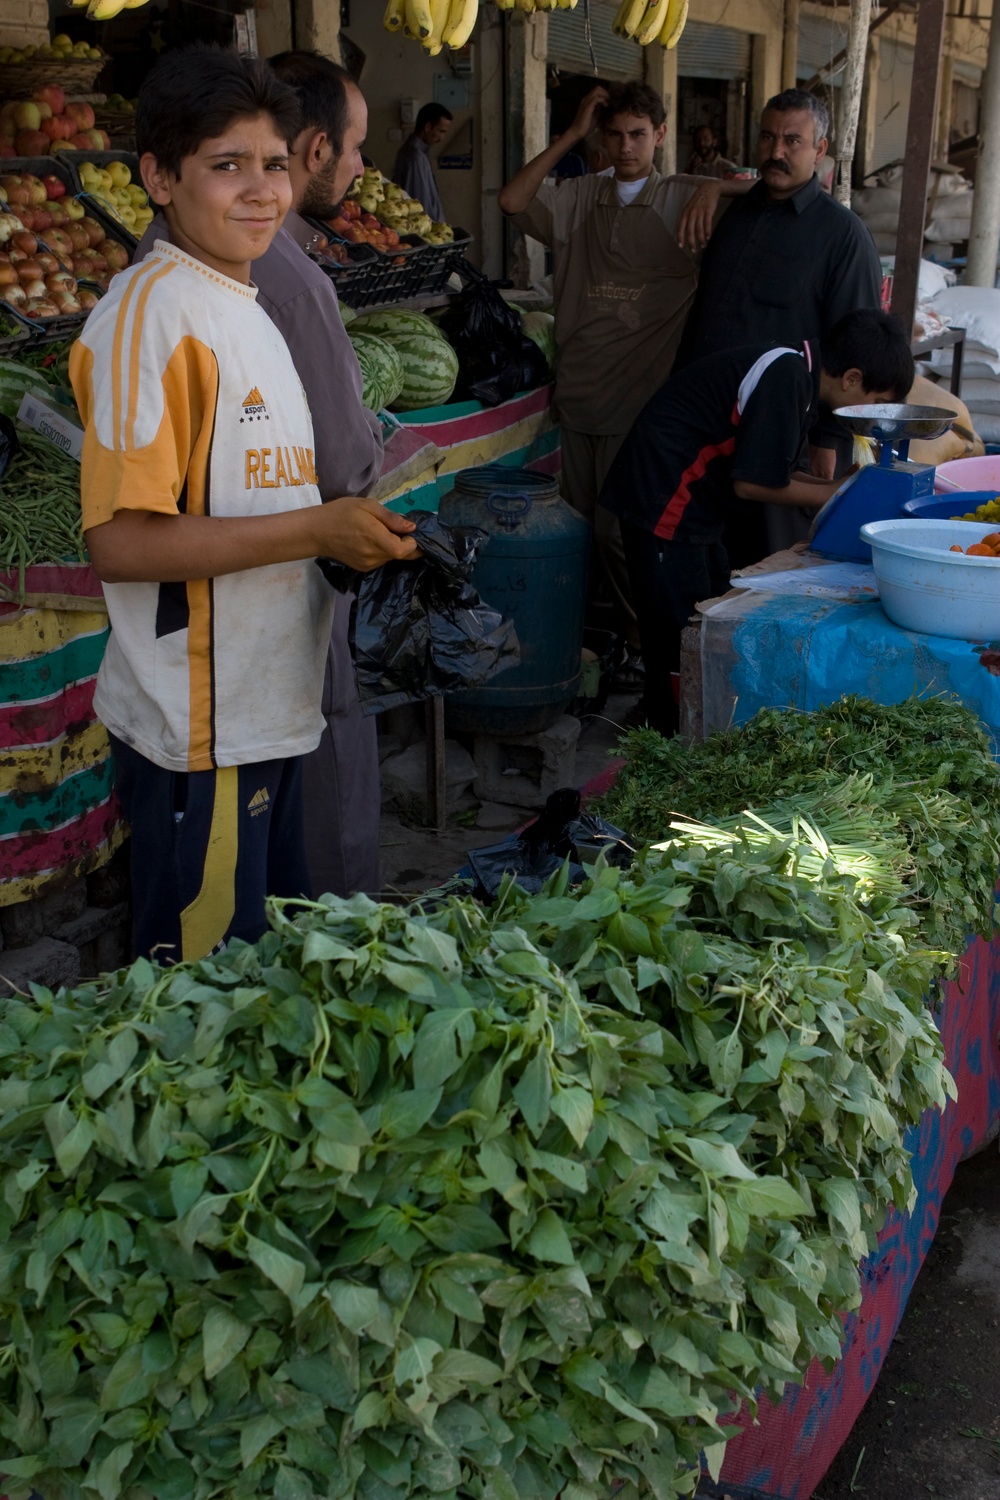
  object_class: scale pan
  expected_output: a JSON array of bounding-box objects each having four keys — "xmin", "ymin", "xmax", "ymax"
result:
[{"xmin": 836, "ymin": 403, "xmax": 956, "ymax": 442}]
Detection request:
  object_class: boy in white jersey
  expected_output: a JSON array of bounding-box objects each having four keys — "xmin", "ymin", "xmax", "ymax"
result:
[{"xmin": 71, "ymin": 47, "xmax": 418, "ymax": 963}]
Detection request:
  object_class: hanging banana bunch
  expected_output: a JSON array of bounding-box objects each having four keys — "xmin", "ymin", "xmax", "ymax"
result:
[
  {"xmin": 613, "ymin": 0, "xmax": 687, "ymax": 46},
  {"xmin": 383, "ymin": 0, "xmax": 580, "ymax": 48},
  {"xmin": 71, "ymin": 0, "xmax": 150, "ymax": 17},
  {"xmin": 385, "ymin": 0, "xmax": 481, "ymax": 50}
]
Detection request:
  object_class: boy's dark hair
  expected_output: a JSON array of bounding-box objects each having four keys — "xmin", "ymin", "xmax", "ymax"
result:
[
  {"xmin": 598, "ymin": 80, "xmax": 666, "ymax": 131},
  {"xmin": 762, "ymin": 88, "xmax": 829, "ymax": 144},
  {"xmin": 821, "ymin": 309, "xmax": 914, "ymax": 399},
  {"xmin": 136, "ymin": 44, "xmax": 300, "ymax": 176},
  {"xmin": 269, "ymin": 49, "xmax": 353, "ymax": 158},
  {"xmin": 415, "ymin": 102, "xmax": 452, "ymax": 133}
]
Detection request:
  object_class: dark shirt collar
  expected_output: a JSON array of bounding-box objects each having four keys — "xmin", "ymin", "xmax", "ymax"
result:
[{"xmin": 749, "ymin": 172, "xmax": 822, "ymax": 215}]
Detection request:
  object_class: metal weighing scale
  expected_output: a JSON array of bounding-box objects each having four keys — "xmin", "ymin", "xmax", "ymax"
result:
[{"xmin": 809, "ymin": 404, "xmax": 957, "ymax": 562}]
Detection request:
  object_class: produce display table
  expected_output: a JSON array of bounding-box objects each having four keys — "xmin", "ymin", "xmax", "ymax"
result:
[
  {"xmin": 378, "ymin": 384, "xmax": 560, "ymax": 512},
  {"xmin": 666, "ymin": 564, "xmax": 1000, "ymax": 1497},
  {"xmin": 0, "ymin": 564, "xmax": 123, "ymax": 906}
]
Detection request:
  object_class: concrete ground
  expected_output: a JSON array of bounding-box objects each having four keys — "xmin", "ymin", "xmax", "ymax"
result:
[
  {"xmin": 375, "ymin": 688, "xmax": 635, "ymax": 898},
  {"xmin": 374, "ymin": 712, "xmax": 1000, "ymax": 1500}
]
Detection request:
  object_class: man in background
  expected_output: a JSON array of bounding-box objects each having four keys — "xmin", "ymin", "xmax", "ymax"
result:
[
  {"xmin": 687, "ymin": 123, "xmax": 736, "ymax": 178},
  {"xmin": 392, "ymin": 102, "xmax": 452, "ymax": 220}
]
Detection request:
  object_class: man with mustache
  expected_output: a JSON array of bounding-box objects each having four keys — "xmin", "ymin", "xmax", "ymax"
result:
[{"xmin": 675, "ymin": 90, "xmax": 881, "ymax": 560}]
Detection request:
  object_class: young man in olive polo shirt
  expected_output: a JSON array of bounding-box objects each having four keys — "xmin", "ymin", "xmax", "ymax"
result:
[{"xmin": 499, "ymin": 80, "xmax": 744, "ymax": 673}]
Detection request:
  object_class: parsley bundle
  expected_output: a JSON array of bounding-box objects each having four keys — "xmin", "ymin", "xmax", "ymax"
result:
[{"xmin": 0, "ymin": 784, "xmax": 961, "ymax": 1500}]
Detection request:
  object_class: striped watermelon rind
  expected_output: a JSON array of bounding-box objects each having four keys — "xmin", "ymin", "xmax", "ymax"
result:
[
  {"xmin": 520, "ymin": 311, "xmax": 555, "ymax": 370},
  {"xmin": 350, "ymin": 309, "xmax": 445, "ymax": 344},
  {"xmin": 388, "ymin": 332, "xmax": 459, "ymax": 411},
  {"xmin": 347, "ymin": 332, "xmax": 405, "ymax": 412}
]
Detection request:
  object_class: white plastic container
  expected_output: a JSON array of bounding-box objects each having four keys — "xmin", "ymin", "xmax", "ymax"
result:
[
  {"xmin": 860, "ymin": 518, "xmax": 1000, "ymax": 639},
  {"xmin": 934, "ymin": 454, "xmax": 1000, "ymax": 493}
]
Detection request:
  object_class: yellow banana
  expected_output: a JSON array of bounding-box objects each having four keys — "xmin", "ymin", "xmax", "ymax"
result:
[
  {"xmin": 556, "ymin": 0, "xmax": 577, "ymax": 7},
  {"xmin": 494, "ymin": 0, "xmax": 516, "ymax": 10},
  {"xmin": 660, "ymin": 0, "xmax": 687, "ymax": 45},
  {"xmin": 444, "ymin": 0, "xmax": 478, "ymax": 48},
  {"xmin": 383, "ymin": 0, "xmax": 406, "ymax": 30},
  {"xmin": 612, "ymin": 0, "xmax": 632, "ymax": 33},
  {"xmin": 405, "ymin": 0, "xmax": 434, "ymax": 36},
  {"xmin": 423, "ymin": 0, "xmax": 449, "ymax": 49},
  {"xmin": 514, "ymin": 0, "xmax": 536, "ymax": 12},
  {"xmin": 87, "ymin": 0, "xmax": 127, "ymax": 17},
  {"xmin": 619, "ymin": 0, "xmax": 648, "ymax": 36},
  {"xmin": 636, "ymin": 0, "xmax": 669, "ymax": 44}
]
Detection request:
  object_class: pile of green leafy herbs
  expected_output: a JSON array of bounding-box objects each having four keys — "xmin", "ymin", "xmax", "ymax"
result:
[
  {"xmin": 0, "ymin": 789, "xmax": 958, "ymax": 1500},
  {"xmin": 599, "ymin": 695, "xmax": 1000, "ymax": 954}
]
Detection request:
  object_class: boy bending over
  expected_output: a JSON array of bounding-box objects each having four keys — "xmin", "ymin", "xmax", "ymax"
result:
[
  {"xmin": 598, "ymin": 309, "xmax": 915, "ymax": 737},
  {"xmin": 71, "ymin": 48, "xmax": 417, "ymax": 962}
]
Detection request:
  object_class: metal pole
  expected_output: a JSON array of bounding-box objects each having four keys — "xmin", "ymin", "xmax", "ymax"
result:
[
  {"xmin": 834, "ymin": 0, "xmax": 871, "ymax": 206},
  {"xmin": 967, "ymin": 12, "xmax": 1000, "ymax": 286},
  {"xmin": 891, "ymin": 0, "xmax": 948, "ymax": 336}
]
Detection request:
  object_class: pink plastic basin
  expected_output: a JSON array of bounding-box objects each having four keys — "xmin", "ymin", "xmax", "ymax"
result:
[{"xmin": 934, "ymin": 454, "xmax": 1000, "ymax": 493}]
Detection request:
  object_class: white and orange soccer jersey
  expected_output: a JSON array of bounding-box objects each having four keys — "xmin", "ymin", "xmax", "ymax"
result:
[{"xmin": 70, "ymin": 241, "xmax": 335, "ymax": 774}]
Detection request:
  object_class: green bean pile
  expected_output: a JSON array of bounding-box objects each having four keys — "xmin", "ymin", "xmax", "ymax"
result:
[{"xmin": 0, "ymin": 428, "xmax": 84, "ymax": 599}]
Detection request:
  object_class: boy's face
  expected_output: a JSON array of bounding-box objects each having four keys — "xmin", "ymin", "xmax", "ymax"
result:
[
  {"xmin": 141, "ymin": 112, "xmax": 292, "ymax": 284},
  {"xmin": 602, "ymin": 111, "xmax": 667, "ymax": 182}
]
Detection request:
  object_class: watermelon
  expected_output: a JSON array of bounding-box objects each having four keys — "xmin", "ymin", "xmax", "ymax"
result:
[
  {"xmin": 350, "ymin": 308, "xmax": 446, "ymax": 344},
  {"xmin": 388, "ymin": 332, "xmax": 459, "ymax": 411},
  {"xmin": 347, "ymin": 332, "xmax": 404, "ymax": 412},
  {"xmin": 338, "ymin": 302, "xmax": 357, "ymax": 327},
  {"xmin": 0, "ymin": 357, "xmax": 52, "ymax": 422},
  {"xmin": 521, "ymin": 311, "xmax": 555, "ymax": 370}
]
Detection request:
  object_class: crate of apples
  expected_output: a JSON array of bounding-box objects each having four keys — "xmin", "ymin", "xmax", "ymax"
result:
[
  {"xmin": 0, "ymin": 214, "xmax": 97, "ymax": 319},
  {"xmin": 0, "ymin": 87, "xmax": 109, "ymax": 158},
  {"xmin": 0, "ymin": 168, "xmax": 86, "ymax": 234},
  {"xmin": 323, "ymin": 199, "xmax": 403, "ymax": 254}
]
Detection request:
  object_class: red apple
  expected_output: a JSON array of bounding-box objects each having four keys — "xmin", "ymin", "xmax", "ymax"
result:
[
  {"xmin": 80, "ymin": 216, "xmax": 104, "ymax": 248},
  {"xmin": 65, "ymin": 102, "xmax": 95, "ymax": 131},
  {"xmin": 0, "ymin": 145, "xmax": 16, "ymax": 160},
  {"xmin": 42, "ymin": 116, "xmax": 72, "ymax": 144},
  {"xmin": 45, "ymin": 227, "xmax": 71, "ymax": 258},
  {"xmin": 15, "ymin": 131, "xmax": 51, "ymax": 158},
  {"xmin": 67, "ymin": 223, "xmax": 89, "ymax": 252},
  {"xmin": 33, "ymin": 84, "xmax": 65, "ymax": 116},
  {"xmin": 25, "ymin": 176, "xmax": 46, "ymax": 205},
  {"xmin": 67, "ymin": 134, "xmax": 92, "ymax": 151},
  {"xmin": 31, "ymin": 209, "xmax": 51, "ymax": 232},
  {"xmin": 42, "ymin": 174, "xmax": 65, "ymax": 200},
  {"xmin": 98, "ymin": 240, "xmax": 129, "ymax": 272},
  {"xmin": 11, "ymin": 230, "xmax": 37, "ymax": 255}
]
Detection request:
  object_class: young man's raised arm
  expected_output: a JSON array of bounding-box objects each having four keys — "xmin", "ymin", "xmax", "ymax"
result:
[{"xmin": 498, "ymin": 85, "xmax": 608, "ymax": 217}]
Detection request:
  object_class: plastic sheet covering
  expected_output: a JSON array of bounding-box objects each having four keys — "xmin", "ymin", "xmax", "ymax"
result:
[
  {"xmin": 317, "ymin": 510, "xmax": 520, "ymax": 715},
  {"xmin": 466, "ymin": 788, "xmax": 635, "ymax": 900},
  {"xmin": 438, "ymin": 262, "xmax": 549, "ymax": 408}
]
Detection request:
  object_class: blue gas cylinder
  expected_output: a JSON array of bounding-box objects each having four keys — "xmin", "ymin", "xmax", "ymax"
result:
[{"xmin": 440, "ymin": 465, "xmax": 590, "ymax": 736}]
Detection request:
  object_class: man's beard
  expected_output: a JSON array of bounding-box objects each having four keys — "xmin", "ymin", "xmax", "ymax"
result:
[{"xmin": 299, "ymin": 156, "xmax": 345, "ymax": 219}]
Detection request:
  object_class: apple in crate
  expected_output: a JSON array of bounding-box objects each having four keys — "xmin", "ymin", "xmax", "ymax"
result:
[{"xmin": 32, "ymin": 84, "xmax": 66, "ymax": 115}]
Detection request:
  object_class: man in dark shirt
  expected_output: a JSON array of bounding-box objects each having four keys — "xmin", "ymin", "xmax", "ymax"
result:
[
  {"xmin": 392, "ymin": 102, "xmax": 451, "ymax": 222},
  {"xmin": 600, "ymin": 310, "xmax": 914, "ymax": 737},
  {"xmin": 676, "ymin": 88, "xmax": 882, "ymax": 562}
]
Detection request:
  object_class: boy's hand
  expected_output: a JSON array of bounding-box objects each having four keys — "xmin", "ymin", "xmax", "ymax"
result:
[
  {"xmin": 569, "ymin": 85, "xmax": 609, "ymax": 143},
  {"xmin": 315, "ymin": 496, "xmax": 420, "ymax": 571},
  {"xmin": 678, "ymin": 180, "xmax": 722, "ymax": 253}
]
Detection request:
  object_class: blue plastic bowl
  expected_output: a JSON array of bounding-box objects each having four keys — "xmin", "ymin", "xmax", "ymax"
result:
[{"xmin": 902, "ymin": 491, "xmax": 1000, "ymax": 521}]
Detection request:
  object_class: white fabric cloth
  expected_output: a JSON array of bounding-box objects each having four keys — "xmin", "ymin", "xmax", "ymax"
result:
[{"xmin": 615, "ymin": 175, "xmax": 650, "ymax": 206}]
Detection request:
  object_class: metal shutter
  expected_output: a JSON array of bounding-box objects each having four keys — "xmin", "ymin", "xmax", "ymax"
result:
[
  {"xmin": 795, "ymin": 13, "xmax": 849, "ymax": 81},
  {"xmin": 676, "ymin": 21, "xmax": 751, "ymax": 80},
  {"xmin": 546, "ymin": 3, "xmax": 639, "ymax": 80},
  {"xmin": 873, "ymin": 36, "xmax": 914, "ymax": 169}
]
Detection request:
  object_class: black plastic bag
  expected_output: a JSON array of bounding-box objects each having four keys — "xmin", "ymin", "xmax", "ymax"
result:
[
  {"xmin": 439, "ymin": 262, "xmax": 549, "ymax": 407},
  {"xmin": 467, "ymin": 788, "xmax": 636, "ymax": 900},
  {"xmin": 317, "ymin": 510, "xmax": 520, "ymax": 715},
  {"xmin": 0, "ymin": 415, "xmax": 19, "ymax": 482}
]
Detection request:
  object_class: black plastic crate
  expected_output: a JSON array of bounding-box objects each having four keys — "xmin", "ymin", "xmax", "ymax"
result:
[
  {"xmin": 409, "ymin": 228, "xmax": 473, "ymax": 297},
  {"xmin": 308, "ymin": 241, "xmax": 381, "ymax": 309},
  {"xmin": 0, "ymin": 317, "xmax": 31, "ymax": 357},
  {"xmin": 1, "ymin": 300, "xmax": 88, "ymax": 346},
  {"xmin": 56, "ymin": 150, "xmax": 144, "ymax": 249}
]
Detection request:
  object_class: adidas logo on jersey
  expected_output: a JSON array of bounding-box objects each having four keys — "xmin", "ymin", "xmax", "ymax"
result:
[
  {"xmin": 248, "ymin": 787, "xmax": 270, "ymax": 817},
  {"xmin": 241, "ymin": 387, "xmax": 269, "ymax": 422}
]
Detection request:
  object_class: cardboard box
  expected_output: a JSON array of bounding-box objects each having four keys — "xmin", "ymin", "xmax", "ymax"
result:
[{"xmin": 17, "ymin": 391, "xmax": 83, "ymax": 462}]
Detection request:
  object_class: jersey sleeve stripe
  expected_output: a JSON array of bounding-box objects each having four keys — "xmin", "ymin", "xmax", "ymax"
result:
[
  {"xmin": 109, "ymin": 258, "xmax": 175, "ymax": 450},
  {"xmin": 124, "ymin": 261, "xmax": 177, "ymax": 452}
]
